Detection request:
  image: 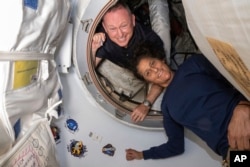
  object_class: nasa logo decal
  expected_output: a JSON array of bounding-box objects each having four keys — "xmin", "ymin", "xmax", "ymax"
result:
[{"xmin": 65, "ymin": 117, "xmax": 79, "ymax": 133}]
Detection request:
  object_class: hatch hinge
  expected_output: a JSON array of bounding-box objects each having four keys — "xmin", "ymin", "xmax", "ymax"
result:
[
  {"xmin": 115, "ymin": 109, "xmax": 126, "ymax": 120},
  {"xmin": 82, "ymin": 72, "xmax": 92, "ymax": 85}
]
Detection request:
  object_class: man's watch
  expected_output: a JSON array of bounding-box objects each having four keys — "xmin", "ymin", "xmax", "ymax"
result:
[{"xmin": 142, "ymin": 99, "xmax": 152, "ymax": 108}]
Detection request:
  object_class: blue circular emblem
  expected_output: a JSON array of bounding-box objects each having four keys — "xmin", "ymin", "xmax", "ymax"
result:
[{"xmin": 66, "ymin": 118, "xmax": 78, "ymax": 132}]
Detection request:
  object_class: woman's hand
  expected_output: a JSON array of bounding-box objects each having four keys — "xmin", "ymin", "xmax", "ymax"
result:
[
  {"xmin": 126, "ymin": 149, "xmax": 143, "ymax": 161},
  {"xmin": 131, "ymin": 104, "xmax": 150, "ymax": 123}
]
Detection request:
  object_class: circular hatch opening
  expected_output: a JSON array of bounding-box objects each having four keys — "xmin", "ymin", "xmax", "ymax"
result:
[{"xmin": 74, "ymin": 0, "xmax": 164, "ymax": 129}]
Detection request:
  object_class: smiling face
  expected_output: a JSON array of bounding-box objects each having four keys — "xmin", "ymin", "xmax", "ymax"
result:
[
  {"xmin": 136, "ymin": 57, "xmax": 174, "ymax": 88},
  {"xmin": 102, "ymin": 5, "xmax": 135, "ymax": 48}
]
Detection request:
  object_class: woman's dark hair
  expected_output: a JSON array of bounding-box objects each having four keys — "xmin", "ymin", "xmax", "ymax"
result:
[{"xmin": 130, "ymin": 41, "xmax": 166, "ymax": 81}]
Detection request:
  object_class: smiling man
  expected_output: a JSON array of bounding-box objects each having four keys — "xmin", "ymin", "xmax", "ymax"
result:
[{"xmin": 91, "ymin": 0, "xmax": 165, "ymax": 123}]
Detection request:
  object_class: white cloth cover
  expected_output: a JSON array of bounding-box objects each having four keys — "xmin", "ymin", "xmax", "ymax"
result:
[
  {"xmin": 0, "ymin": 0, "xmax": 70, "ymax": 165},
  {"xmin": 97, "ymin": 60, "xmax": 145, "ymax": 98},
  {"xmin": 182, "ymin": 0, "xmax": 250, "ymax": 100}
]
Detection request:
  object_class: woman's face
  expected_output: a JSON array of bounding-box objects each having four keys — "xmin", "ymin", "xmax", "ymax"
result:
[
  {"xmin": 102, "ymin": 7, "xmax": 135, "ymax": 48},
  {"xmin": 137, "ymin": 57, "xmax": 174, "ymax": 87}
]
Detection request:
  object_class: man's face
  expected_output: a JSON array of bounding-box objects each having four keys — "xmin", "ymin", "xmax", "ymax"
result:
[
  {"xmin": 102, "ymin": 7, "xmax": 135, "ymax": 48},
  {"xmin": 137, "ymin": 57, "xmax": 174, "ymax": 88}
]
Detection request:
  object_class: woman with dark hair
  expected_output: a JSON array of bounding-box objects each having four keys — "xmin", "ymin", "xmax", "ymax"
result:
[
  {"xmin": 91, "ymin": 0, "xmax": 165, "ymax": 123},
  {"xmin": 126, "ymin": 42, "xmax": 250, "ymax": 166},
  {"xmin": 131, "ymin": 41, "xmax": 167, "ymax": 81}
]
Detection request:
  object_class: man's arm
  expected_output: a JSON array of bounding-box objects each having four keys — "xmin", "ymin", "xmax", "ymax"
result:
[
  {"xmin": 91, "ymin": 32, "xmax": 105, "ymax": 66},
  {"xmin": 131, "ymin": 83, "xmax": 163, "ymax": 123},
  {"xmin": 228, "ymin": 101, "xmax": 250, "ymax": 150}
]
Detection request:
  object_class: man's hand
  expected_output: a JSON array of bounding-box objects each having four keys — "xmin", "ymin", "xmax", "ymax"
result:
[
  {"xmin": 126, "ymin": 149, "xmax": 143, "ymax": 161},
  {"xmin": 228, "ymin": 102, "xmax": 250, "ymax": 150},
  {"xmin": 91, "ymin": 32, "xmax": 105, "ymax": 56},
  {"xmin": 131, "ymin": 104, "xmax": 150, "ymax": 123}
]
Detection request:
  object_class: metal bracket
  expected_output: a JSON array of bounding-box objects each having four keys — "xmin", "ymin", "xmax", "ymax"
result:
[{"xmin": 80, "ymin": 19, "xmax": 93, "ymax": 33}]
